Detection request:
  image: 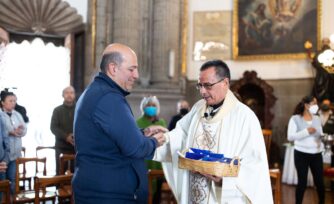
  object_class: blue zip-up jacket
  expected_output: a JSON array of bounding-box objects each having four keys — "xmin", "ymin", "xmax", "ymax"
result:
[{"xmin": 72, "ymin": 72, "xmax": 158, "ymax": 204}]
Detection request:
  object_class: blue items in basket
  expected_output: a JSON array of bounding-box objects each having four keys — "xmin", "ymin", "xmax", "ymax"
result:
[{"xmin": 186, "ymin": 148, "xmax": 234, "ymax": 163}]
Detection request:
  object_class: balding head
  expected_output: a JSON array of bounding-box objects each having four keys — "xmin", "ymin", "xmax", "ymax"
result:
[
  {"xmin": 100, "ymin": 43, "xmax": 139, "ymax": 91},
  {"xmin": 102, "ymin": 43, "xmax": 135, "ymax": 55},
  {"xmin": 62, "ymin": 86, "xmax": 75, "ymax": 105}
]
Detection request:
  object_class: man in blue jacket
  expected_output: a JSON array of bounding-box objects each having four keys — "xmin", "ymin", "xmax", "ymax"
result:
[{"xmin": 72, "ymin": 43, "xmax": 166, "ymax": 203}]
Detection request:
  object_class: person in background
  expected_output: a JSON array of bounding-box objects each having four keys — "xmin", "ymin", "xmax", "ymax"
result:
[
  {"xmin": 136, "ymin": 96, "xmax": 167, "ymax": 203},
  {"xmin": 168, "ymin": 99, "xmax": 190, "ymax": 130},
  {"xmin": 136, "ymin": 96, "xmax": 167, "ymax": 128},
  {"xmin": 0, "ymin": 89, "xmax": 29, "ymax": 123},
  {"xmin": 318, "ymin": 98, "xmax": 334, "ymax": 189},
  {"xmin": 318, "ymin": 99, "xmax": 334, "ymax": 135},
  {"xmin": 0, "ymin": 91, "xmax": 27, "ymax": 195},
  {"xmin": 287, "ymin": 96, "xmax": 325, "ymax": 204},
  {"xmin": 14, "ymin": 94, "xmax": 29, "ymax": 123},
  {"xmin": 72, "ymin": 43, "xmax": 166, "ymax": 203},
  {"xmin": 50, "ymin": 86, "xmax": 76, "ymax": 175},
  {"xmin": 152, "ymin": 59, "xmax": 272, "ymax": 203},
  {"xmin": 0, "ymin": 113, "xmax": 9, "ymax": 201}
]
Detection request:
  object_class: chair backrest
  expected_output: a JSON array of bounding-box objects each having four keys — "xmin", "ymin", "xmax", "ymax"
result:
[
  {"xmin": 15, "ymin": 157, "xmax": 47, "ymax": 193},
  {"xmin": 0, "ymin": 180, "xmax": 11, "ymax": 204},
  {"xmin": 34, "ymin": 174, "xmax": 73, "ymax": 204},
  {"xmin": 59, "ymin": 154, "xmax": 75, "ymax": 175},
  {"xmin": 36, "ymin": 146, "xmax": 56, "ymax": 175},
  {"xmin": 262, "ymin": 129, "xmax": 272, "ymax": 161}
]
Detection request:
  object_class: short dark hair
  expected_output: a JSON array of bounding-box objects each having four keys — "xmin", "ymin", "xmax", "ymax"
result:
[
  {"xmin": 200, "ymin": 59, "xmax": 231, "ymax": 81},
  {"xmin": 100, "ymin": 52, "xmax": 123, "ymax": 73}
]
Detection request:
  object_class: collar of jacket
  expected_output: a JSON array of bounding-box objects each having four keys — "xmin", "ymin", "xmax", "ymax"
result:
[{"xmin": 96, "ymin": 72, "xmax": 130, "ymax": 96}]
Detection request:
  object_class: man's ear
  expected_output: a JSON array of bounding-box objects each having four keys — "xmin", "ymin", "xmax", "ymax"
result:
[{"xmin": 106, "ymin": 62, "xmax": 117, "ymax": 76}]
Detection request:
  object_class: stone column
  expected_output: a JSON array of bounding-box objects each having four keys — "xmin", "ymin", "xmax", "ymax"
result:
[
  {"xmin": 112, "ymin": 0, "xmax": 141, "ymax": 53},
  {"xmin": 151, "ymin": 0, "xmax": 181, "ymax": 87}
]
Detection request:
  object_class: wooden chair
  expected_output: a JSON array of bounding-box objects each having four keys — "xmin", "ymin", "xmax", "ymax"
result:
[
  {"xmin": 59, "ymin": 154, "xmax": 75, "ymax": 175},
  {"xmin": 0, "ymin": 180, "xmax": 11, "ymax": 204},
  {"xmin": 148, "ymin": 169, "xmax": 176, "ymax": 204},
  {"xmin": 18, "ymin": 147, "xmax": 30, "ymax": 191},
  {"xmin": 17, "ymin": 156, "xmax": 47, "ymax": 192},
  {"xmin": 58, "ymin": 154, "xmax": 75, "ymax": 203},
  {"xmin": 35, "ymin": 146, "xmax": 56, "ymax": 176},
  {"xmin": 14, "ymin": 157, "xmax": 54, "ymax": 204},
  {"xmin": 262, "ymin": 129, "xmax": 281, "ymax": 204},
  {"xmin": 262, "ymin": 129, "xmax": 272, "ymax": 160},
  {"xmin": 34, "ymin": 174, "xmax": 73, "ymax": 204}
]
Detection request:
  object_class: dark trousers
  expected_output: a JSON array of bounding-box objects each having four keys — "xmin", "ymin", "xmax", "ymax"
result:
[{"xmin": 294, "ymin": 149, "xmax": 325, "ymax": 204}]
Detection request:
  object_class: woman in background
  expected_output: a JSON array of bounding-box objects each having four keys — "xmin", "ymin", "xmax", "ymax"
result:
[
  {"xmin": 0, "ymin": 91, "xmax": 27, "ymax": 195},
  {"xmin": 287, "ymin": 96, "xmax": 325, "ymax": 204},
  {"xmin": 136, "ymin": 96, "xmax": 167, "ymax": 203}
]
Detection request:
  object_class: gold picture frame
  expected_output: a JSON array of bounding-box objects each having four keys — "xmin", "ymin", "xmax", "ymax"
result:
[{"xmin": 233, "ymin": 0, "xmax": 321, "ymax": 60}]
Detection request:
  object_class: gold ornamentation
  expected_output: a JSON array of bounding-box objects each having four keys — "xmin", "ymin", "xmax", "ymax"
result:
[
  {"xmin": 91, "ymin": 0, "xmax": 97, "ymax": 68},
  {"xmin": 181, "ymin": 0, "xmax": 188, "ymax": 76},
  {"xmin": 190, "ymin": 173, "xmax": 209, "ymax": 204},
  {"xmin": 233, "ymin": 0, "xmax": 322, "ymax": 60}
]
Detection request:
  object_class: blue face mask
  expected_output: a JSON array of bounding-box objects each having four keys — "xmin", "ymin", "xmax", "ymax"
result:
[{"xmin": 144, "ymin": 106, "xmax": 157, "ymax": 117}]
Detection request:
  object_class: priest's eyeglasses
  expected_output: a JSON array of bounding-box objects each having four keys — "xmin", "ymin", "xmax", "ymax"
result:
[{"xmin": 196, "ymin": 78, "xmax": 224, "ymax": 90}]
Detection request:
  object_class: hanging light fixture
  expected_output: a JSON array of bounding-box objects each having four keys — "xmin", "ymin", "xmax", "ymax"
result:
[{"xmin": 305, "ymin": 35, "xmax": 334, "ymax": 74}]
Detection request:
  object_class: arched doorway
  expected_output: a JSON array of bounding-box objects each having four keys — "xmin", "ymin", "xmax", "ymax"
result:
[{"xmin": 0, "ymin": 0, "xmax": 85, "ymax": 162}]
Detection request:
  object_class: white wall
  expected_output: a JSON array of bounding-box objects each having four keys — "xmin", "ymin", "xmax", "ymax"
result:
[{"xmin": 187, "ymin": 0, "xmax": 334, "ymax": 80}]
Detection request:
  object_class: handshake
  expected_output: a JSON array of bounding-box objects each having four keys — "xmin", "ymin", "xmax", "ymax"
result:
[{"xmin": 143, "ymin": 126, "xmax": 168, "ymax": 147}]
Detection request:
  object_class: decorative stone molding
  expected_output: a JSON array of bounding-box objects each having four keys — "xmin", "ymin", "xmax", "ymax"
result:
[
  {"xmin": 231, "ymin": 71, "xmax": 277, "ymax": 129},
  {"xmin": 0, "ymin": 0, "xmax": 84, "ymax": 36}
]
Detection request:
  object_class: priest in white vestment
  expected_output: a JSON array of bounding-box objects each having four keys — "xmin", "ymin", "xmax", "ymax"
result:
[{"xmin": 154, "ymin": 60, "xmax": 273, "ymax": 203}]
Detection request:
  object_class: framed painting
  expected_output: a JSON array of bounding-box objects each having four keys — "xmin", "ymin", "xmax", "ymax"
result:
[
  {"xmin": 193, "ymin": 11, "xmax": 232, "ymax": 61},
  {"xmin": 233, "ymin": 0, "xmax": 321, "ymax": 60}
]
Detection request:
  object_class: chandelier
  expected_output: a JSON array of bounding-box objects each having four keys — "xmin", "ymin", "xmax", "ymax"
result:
[{"xmin": 305, "ymin": 35, "xmax": 334, "ymax": 74}]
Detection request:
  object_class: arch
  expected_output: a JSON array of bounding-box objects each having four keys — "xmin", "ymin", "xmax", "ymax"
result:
[
  {"xmin": 0, "ymin": 0, "xmax": 85, "ymax": 93},
  {"xmin": 231, "ymin": 71, "xmax": 277, "ymax": 129},
  {"xmin": 0, "ymin": 0, "xmax": 83, "ymax": 36}
]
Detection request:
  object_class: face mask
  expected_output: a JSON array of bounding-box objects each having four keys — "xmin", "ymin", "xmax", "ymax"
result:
[
  {"xmin": 144, "ymin": 106, "xmax": 157, "ymax": 117},
  {"xmin": 309, "ymin": 104, "xmax": 319, "ymax": 115},
  {"xmin": 320, "ymin": 104, "xmax": 330, "ymax": 111},
  {"xmin": 179, "ymin": 108, "xmax": 189, "ymax": 115}
]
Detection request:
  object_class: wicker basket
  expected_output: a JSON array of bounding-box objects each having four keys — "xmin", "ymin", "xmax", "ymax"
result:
[{"xmin": 178, "ymin": 152, "xmax": 240, "ymax": 177}]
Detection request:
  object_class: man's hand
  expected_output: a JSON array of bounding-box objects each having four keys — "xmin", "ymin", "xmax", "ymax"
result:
[
  {"xmin": 144, "ymin": 125, "xmax": 168, "ymax": 137},
  {"xmin": 0, "ymin": 162, "xmax": 7, "ymax": 172},
  {"xmin": 152, "ymin": 132, "xmax": 166, "ymax": 147},
  {"xmin": 66, "ymin": 133, "xmax": 75, "ymax": 146},
  {"xmin": 202, "ymin": 173, "xmax": 222, "ymax": 183}
]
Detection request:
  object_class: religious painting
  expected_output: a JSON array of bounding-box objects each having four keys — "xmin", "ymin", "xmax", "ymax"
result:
[
  {"xmin": 233, "ymin": 0, "xmax": 321, "ymax": 60},
  {"xmin": 193, "ymin": 11, "xmax": 232, "ymax": 61}
]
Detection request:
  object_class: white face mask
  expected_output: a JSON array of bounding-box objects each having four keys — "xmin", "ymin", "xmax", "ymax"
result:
[{"xmin": 309, "ymin": 104, "xmax": 319, "ymax": 115}]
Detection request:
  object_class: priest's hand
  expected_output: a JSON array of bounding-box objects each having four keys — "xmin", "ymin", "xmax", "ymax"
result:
[
  {"xmin": 202, "ymin": 173, "xmax": 222, "ymax": 182},
  {"xmin": 191, "ymin": 171, "xmax": 223, "ymax": 184},
  {"xmin": 152, "ymin": 132, "xmax": 166, "ymax": 147},
  {"xmin": 144, "ymin": 125, "xmax": 168, "ymax": 137}
]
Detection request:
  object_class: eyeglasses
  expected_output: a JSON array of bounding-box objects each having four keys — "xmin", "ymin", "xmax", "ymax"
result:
[{"xmin": 195, "ymin": 78, "xmax": 224, "ymax": 90}]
